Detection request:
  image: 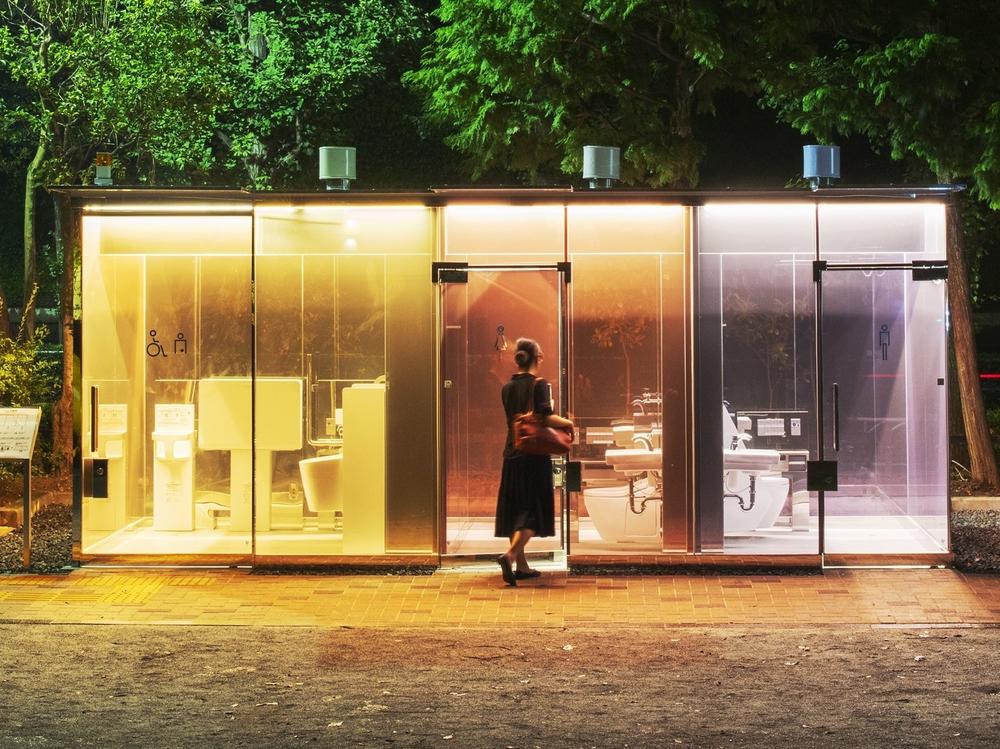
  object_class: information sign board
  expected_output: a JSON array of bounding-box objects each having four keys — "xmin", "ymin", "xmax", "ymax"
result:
[{"xmin": 0, "ymin": 407, "xmax": 42, "ymax": 461}]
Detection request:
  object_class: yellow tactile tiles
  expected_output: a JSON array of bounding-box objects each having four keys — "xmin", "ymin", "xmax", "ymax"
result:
[{"xmin": 0, "ymin": 568, "xmax": 998, "ymax": 628}]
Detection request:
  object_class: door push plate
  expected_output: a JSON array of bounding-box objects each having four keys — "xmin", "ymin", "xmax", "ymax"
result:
[
  {"xmin": 84, "ymin": 458, "xmax": 110, "ymax": 498},
  {"xmin": 806, "ymin": 460, "xmax": 838, "ymax": 492},
  {"xmin": 564, "ymin": 461, "xmax": 582, "ymax": 492}
]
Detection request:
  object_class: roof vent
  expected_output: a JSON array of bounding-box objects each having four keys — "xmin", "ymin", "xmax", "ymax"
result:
[
  {"xmin": 582, "ymin": 145, "xmax": 620, "ymax": 189},
  {"xmin": 803, "ymin": 145, "xmax": 840, "ymax": 190},
  {"xmin": 319, "ymin": 146, "xmax": 356, "ymax": 191},
  {"xmin": 94, "ymin": 152, "xmax": 113, "ymax": 187}
]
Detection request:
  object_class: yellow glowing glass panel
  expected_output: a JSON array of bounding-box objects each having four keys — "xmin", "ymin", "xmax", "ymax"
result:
[
  {"xmin": 567, "ymin": 204, "xmax": 685, "ymax": 253},
  {"xmin": 255, "ymin": 206, "xmax": 434, "ymax": 255},
  {"xmin": 84, "ymin": 215, "xmax": 252, "ymax": 255},
  {"xmin": 444, "ymin": 205, "xmax": 565, "ymax": 257},
  {"xmin": 83, "ymin": 202, "xmax": 251, "ymax": 214}
]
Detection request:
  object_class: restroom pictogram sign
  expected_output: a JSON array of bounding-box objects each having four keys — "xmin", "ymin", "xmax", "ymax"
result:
[{"xmin": 147, "ymin": 330, "xmax": 189, "ymax": 357}]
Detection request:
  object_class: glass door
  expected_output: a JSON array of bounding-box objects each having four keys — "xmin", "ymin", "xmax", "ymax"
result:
[
  {"xmin": 817, "ymin": 262, "xmax": 949, "ymax": 557},
  {"xmin": 438, "ymin": 266, "xmax": 567, "ymax": 556}
]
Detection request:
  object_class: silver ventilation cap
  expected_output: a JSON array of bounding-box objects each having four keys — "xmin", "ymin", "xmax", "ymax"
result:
[
  {"xmin": 319, "ymin": 146, "xmax": 356, "ymax": 191},
  {"xmin": 803, "ymin": 145, "xmax": 841, "ymax": 190},
  {"xmin": 582, "ymin": 145, "xmax": 621, "ymax": 189}
]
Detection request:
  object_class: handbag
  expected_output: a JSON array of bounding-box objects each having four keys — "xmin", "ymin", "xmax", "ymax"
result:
[{"xmin": 512, "ymin": 379, "xmax": 573, "ymax": 456}]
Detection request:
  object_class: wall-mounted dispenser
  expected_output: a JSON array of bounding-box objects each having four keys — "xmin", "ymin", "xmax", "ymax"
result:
[
  {"xmin": 84, "ymin": 403, "xmax": 128, "ymax": 531},
  {"xmin": 152, "ymin": 404, "xmax": 195, "ymax": 531}
]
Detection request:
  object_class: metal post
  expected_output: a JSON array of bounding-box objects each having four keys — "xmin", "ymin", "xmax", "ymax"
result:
[
  {"xmin": 22, "ymin": 458, "xmax": 31, "ymax": 569},
  {"xmin": 813, "ymin": 205, "xmax": 825, "ymax": 558}
]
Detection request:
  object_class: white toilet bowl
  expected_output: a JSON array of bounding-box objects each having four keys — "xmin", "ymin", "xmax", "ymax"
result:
[
  {"xmin": 583, "ymin": 482, "xmax": 661, "ymax": 544},
  {"xmin": 723, "ymin": 473, "xmax": 789, "ymax": 533},
  {"xmin": 298, "ymin": 454, "xmax": 343, "ymax": 529}
]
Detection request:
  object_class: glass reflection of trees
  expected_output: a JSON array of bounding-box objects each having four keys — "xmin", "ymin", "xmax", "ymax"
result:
[
  {"xmin": 721, "ymin": 257, "xmax": 813, "ymax": 412},
  {"xmin": 573, "ymin": 257, "xmax": 661, "ymax": 420}
]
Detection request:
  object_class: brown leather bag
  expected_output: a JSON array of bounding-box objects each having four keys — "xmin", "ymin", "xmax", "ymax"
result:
[
  {"xmin": 512, "ymin": 412, "xmax": 573, "ymax": 455},
  {"xmin": 512, "ymin": 378, "xmax": 573, "ymax": 455}
]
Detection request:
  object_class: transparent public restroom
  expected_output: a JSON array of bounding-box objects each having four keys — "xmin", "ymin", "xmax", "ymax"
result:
[{"xmin": 66, "ymin": 186, "xmax": 952, "ymax": 568}]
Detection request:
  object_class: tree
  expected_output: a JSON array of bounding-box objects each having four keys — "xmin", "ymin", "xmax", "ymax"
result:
[
  {"xmin": 0, "ymin": 0, "xmax": 229, "ymax": 475},
  {"xmin": 214, "ymin": 0, "xmax": 425, "ymax": 188},
  {"xmin": 407, "ymin": 0, "xmax": 810, "ymax": 185},
  {"xmin": 760, "ymin": 0, "xmax": 1000, "ymax": 487}
]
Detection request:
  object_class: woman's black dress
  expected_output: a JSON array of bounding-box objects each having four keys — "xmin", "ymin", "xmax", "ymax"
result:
[{"xmin": 495, "ymin": 373, "xmax": 556, "ymax": 538}]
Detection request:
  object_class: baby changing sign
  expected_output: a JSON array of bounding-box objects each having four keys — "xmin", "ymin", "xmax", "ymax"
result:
[{"xmin": 0, "ymin": 407, "xmax": 42, "ymax": 461}]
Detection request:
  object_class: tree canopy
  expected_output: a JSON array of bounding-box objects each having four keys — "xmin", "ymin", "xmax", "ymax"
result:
[
  {"xmin": 407, "ymin": 0, "xmax": 812, "ymax": 186},
  {"xmin": 215, "ymin": 0, "xmax": 425, "ymax": 188},
  {"xmin": 761, "ymin": 0, "xmax": 1000, "ymax": 206},
  {"xmin": 0, "ymin": 0, "xmax": 228, "ymax": 184}
]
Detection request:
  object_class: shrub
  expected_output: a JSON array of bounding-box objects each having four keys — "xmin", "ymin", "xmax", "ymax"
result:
[{"xmin": 0, "ymin": 287, "xmax": 60, "ymax": 478}]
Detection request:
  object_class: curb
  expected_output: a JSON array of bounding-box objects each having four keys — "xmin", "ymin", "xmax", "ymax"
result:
[{"xmin": 953, "ymin": 496, "xmax": 1000, "ymax": 511}]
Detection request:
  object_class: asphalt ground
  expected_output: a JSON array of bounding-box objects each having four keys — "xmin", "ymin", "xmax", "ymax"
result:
[{"xmin": 3, "ymin": 623, "xmax": 999, "ymax": 748}]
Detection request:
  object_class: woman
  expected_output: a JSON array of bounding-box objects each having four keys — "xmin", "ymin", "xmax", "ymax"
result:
[{"xmin": 495, "ymin": 338, "xmax": 574, "ymax": 586}]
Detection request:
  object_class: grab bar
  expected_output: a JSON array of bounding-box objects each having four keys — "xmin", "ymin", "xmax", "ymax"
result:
[
  {"xmin": 832, "ymin": 382, "xmax": 840, "ymax": 452},
  {"xmin": 90, "ymin": 385, "xmax": 99, "ymax": 453}
]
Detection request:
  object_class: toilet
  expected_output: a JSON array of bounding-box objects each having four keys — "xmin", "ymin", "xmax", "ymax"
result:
[
  {"xmin": 721, "ymin": 406, "xmax": 789, "ymax": 534},
  {"xmin": 723, "ymin": 473, "xmax": 789, "ymax": 533},
  {"xmin": 583, "ymin": 480, "xmax": 661, "ymax": 544},
  {"xmin": 298, "ymin": 453, "xmax": 343, "ymax": 529}
]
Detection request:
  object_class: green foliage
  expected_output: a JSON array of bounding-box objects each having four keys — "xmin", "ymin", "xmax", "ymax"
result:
[
  {"xmin": 0, "ymin": 289, "xmax": 58, "ymax": 408},
  {"xmin": 959, "ymin": 192, "xmax": 1000, "ymax": 307},
  {"xmin": 408, "ymin": 0, "xmax": 811, "ymax": 186},
  {"xmin": 760, "ymin": 1, "xmax": 1000, "ymax": 207},
  {"xmin": 0, "ymin": 1, "xmax": 229, "ymax": 184},
  {"xmin": 215, "ymin": 0, "xmax": 425, "ymax": 188}
]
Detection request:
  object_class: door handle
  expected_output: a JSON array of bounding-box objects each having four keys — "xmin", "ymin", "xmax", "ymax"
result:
[
  {"xmin": 832, "ymin": 382, "xmax": 840, "ymax": 452},
  {"xmin": 90, "ymin": 385, "xmax": 99, "ymax": 453}
]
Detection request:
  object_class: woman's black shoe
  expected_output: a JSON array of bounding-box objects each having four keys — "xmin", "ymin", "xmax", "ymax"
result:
[
  {"xmin": 515, "ymin": 569, "xmax": 541, "ymax": 580},
  {"xmin": 497, "ymin": 555, "xmax": 517, "ymax": 586}
]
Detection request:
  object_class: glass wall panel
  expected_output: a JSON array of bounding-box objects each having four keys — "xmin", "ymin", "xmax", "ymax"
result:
[
  {"xmin": 444, "ymin": 205, "xmax": 565, "ymax": 258},
  {"xmin": 818, "ymin": 203, "xmax": 946, "ymax": 256},
  {"xmin": 81, "ymin": 214, "xmax": 253, "ymax": 558},
  {"xmin": 696, "ymin": 205, "xmax": 819, "ymax": 555},
  {"xmin": 252, "ymin": 206, "xmax": 436, "ymax": 557},
  {"xmin": 567, "ymin": 205, "xmax": 689, "ymax": 555}
]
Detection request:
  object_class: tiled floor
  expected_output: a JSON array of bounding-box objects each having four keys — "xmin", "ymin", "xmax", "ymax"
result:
[{"xmin": 2, "ymin": 567, "xmax": 999, "ymax": 628}]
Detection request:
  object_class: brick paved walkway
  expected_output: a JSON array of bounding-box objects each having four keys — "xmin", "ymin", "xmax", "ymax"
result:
[{"xmin": 1, "ymin": 567, "xmax": 998, "ymax": 628}]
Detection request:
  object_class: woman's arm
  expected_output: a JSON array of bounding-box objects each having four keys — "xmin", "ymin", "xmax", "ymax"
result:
[{"xmin": 544, "ymin": 413, "xmax": 574, "ymax": 429}]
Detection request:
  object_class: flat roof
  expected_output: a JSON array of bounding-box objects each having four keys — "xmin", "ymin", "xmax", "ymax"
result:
[{"xmin": 55, "ymin": 184, "xmax": 961, "ymax": 208}]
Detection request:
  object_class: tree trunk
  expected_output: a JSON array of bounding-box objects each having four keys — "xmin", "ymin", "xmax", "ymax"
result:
[
  {"xmin": 0, "ymin": 280, "xmax": 12, "ymax": 338},
  {"xmin": 947, "ymin": 203, "xmax": 1000, "ymax": 487},
  {"xmin": 23, "ymin": 139, "xmax": 46, "ymax": 337},
  {"xmin": 51, "ymin": 192, "xmax": 77, "ymax": 480}
]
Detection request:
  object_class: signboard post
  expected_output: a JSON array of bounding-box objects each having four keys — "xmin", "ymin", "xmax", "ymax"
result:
[{"xmin": 0, "ymin": 408, "xmax": 43, "ymax": 568}]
